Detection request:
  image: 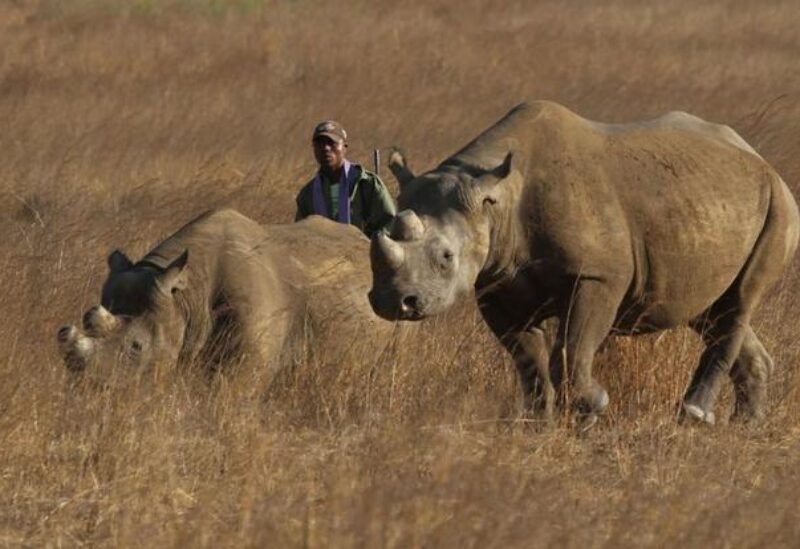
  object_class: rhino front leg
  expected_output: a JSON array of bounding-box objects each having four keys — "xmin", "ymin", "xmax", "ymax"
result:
[
  {"xmin": 550, "ymin": 278, "xmax": 622, "ymax": 418},
  {"xmin": 479, "ymin": 299, "xmax": 554, "ymax": 417},
  {"xmin": 512, "ymin": 328, "xmax": 554, "ymax": 417}
]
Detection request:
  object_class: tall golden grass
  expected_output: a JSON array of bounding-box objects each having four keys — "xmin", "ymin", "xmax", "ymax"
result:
[{"xmin": 3, "ymin": 0, "xmax": 800, "ymax": 546}]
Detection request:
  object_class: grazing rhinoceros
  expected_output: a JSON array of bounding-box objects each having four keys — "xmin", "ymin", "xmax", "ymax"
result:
[
  {"xmin": 58, "ymin": 209, "xmax": 396, "ymax": 378},
  {"xmin": 369, "ymin": 101, "xmax": 799, "ymax": 425}
]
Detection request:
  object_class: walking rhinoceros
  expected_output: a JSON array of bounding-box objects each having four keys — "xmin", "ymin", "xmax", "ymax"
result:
[
  {"xmin": 369, "ymin": 101, "xmax": 799, "ymax": 425},
  {"xmin": 58, "ymin": 209, "xmax": 397, "ymax": 378}
]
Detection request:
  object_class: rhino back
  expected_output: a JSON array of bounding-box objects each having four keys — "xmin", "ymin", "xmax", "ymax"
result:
[
  {"xmin": 476, "ymin": 104, "xmax": 788, "ymax": 329},
  {"xmin": 264, "ymin": 217, "xmax": 376, "ymax": 317},
  {"xmin": 260, "ymin": 217, "xmax": 395, "ymax": 359},
  {"xmin": 142, "ymin": 209, "xmax": 269, "ymax": 283}
]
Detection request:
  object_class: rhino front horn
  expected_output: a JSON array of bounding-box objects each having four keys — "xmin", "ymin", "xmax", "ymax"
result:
[{"xmin": 372, "ymin": 232, "xmax": 405, "ymax": 271}]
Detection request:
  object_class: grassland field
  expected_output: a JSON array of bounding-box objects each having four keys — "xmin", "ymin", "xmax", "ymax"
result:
[{"xmin": 2, "ymin": 0, "xmax": 800, "ymax": 546}]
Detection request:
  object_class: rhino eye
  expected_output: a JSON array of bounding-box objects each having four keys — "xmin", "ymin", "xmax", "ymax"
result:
[
  {"xmin": 130, "ymin": 340, "xmax": 143, "ymax": 354},
  {"xmin": 436, "ymin": 249, "xmax": 455, "ymax": 271}
]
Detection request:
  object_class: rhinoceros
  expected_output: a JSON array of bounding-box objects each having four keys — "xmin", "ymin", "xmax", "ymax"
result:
[
  {"xmin": 369, "ymin": 101, "xmax": 800, "ymax": 425},
  {"xmin": 57, "ymin": 209, "xmax": 395, "ymax": 378}
]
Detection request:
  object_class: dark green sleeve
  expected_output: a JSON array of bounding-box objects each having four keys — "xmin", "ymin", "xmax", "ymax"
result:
[{"xmin": 363, "ymin": 173, "xmax": 397, "ymax": 237}]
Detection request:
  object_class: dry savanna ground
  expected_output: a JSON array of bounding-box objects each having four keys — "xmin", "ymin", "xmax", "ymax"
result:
[{"xmin": 3, "ymin": 0, "xmax": 800, "ymax": 546}]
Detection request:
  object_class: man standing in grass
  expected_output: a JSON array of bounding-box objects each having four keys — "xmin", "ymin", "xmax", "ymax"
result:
[{"xmin": 295, "ymin": 120, "xmax": 396, "ymax": 237}]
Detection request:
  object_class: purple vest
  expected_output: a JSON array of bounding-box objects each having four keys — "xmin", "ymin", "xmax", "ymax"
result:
[{"xmin": 311, "ymin": 160, "xmax": 357, "ymax": 224}]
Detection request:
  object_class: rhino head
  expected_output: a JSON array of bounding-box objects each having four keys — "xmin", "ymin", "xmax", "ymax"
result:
[
  {"xmin": 370, "ymin": 149, "xmax": 517, "ymax": 320},
  {"xmin": 56, "ymin": 249, "xmax": 189, "ymax": 375}
]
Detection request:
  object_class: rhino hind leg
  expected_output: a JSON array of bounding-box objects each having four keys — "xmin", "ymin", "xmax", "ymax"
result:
[
  {"xmin": 686, "ymin": 173, "xmax": 798, "ymax": 424},
  {"xmin": 730, "ymin": 327, "xmax": 774, "ymax": 422},
  {"xmin": 684, "ymin": 303, "xmax": 752, "ymax": 425},
  {"xmin": 683, "ymin": 323, "xmax": 772, "ymax": 424},
  {"xmin": 684, "ymin": 171, "xmax": 794, "ymax": 425}
]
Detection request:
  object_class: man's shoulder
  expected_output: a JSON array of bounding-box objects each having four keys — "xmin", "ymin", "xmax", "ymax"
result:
[{"xmin": 351, "ymin": 165, "xmax": 386, "ymax": 187}]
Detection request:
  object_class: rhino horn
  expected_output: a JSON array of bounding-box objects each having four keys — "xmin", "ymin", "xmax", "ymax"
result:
[
  {"xmin": 83, "ymin": 305, "xmax": 120, "ymax": 336},
  {"xmin": 391, "ymin": 210, "xmax": 425, "ymax": 242},
  {"xmin": 372, "ymin": 232, "xmax": 406, "ymax": 271},
  {"xmin": 74, "ymin": 334, "xmax": 94, "ymax": 357},
  {"xmin": 57, "ymin": 325, "xmax": 79, "ymax": 345}
]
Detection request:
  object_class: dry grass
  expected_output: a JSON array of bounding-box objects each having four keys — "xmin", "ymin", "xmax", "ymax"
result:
[{"xmin": 3, "ymin": 0, "xmax": 800, "ymax": 546}]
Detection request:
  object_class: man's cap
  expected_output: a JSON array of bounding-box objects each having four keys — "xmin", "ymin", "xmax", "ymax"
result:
[{"xmin": 312, "ymin": 120, "xmax": 347, "ymax": 143}]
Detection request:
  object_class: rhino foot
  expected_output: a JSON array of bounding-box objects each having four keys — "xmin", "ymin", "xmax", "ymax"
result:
[
  {"xmin": 596, "ymin": 389, "xmax": 610, "ymax": 412},
  {"xmin": 681, "ymin": 403, "xmax": 716, "ymax": 426},
  {"xmin": 730, "ymin": 406, "xmax": 765, "ymax": 425},
  {"xmin": 573, "ymin": 384, "xmax": 609, "ymax": 415},
  {"xmin": 576, "ymin": 413, "xmax": 600, "ymax": 434}
]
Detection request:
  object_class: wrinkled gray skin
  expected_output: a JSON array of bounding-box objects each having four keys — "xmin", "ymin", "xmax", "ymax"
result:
[
  {"xmin": 58, "ymin": 209, "xmax": 390, "ymax": 380},
  {"xmin": 370, "ymin": 101, "xmax": 800, "ymax": 425}
]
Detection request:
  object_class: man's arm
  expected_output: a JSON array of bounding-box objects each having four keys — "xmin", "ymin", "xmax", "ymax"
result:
[{"xmin": 363, "ymin": 173, "xmax": 396, "ymax": 237}]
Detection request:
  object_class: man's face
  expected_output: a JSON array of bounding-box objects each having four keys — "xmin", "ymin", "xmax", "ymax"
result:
[{"xmin": 313, "ymin": 135, "xmax": 347, "ymax": 172}]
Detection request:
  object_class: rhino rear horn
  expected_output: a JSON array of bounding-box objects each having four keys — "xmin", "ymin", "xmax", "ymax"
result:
[
  {"xmin": 388, "ymin": 147, "xmax": 415, "ymax": 188},
  {"xmin": 83, "ymin": 305, "xmax": 120, "ymax": 336},
  {"xmin": 108, "ymin": 250, "xmax": 134, "ymax": 273},
  {"xmin": 391, "ymin": 210, "xmax": 424, "ymax": 242}
]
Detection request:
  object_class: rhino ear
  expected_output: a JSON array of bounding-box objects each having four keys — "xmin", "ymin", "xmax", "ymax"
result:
[
  {"xmin": 388, "ymin": 147, "xmax": 415, "ymax": 189},
  {"xmin": 476, "ymin": 152, "xmax": 515, "ymax": 207},
  {"xmin": 489, "ymin": 152, "xmax": 514, "ymax": 180},
  {"xmin": 157, "ymin": 249, "xmax": 189, "ymax": 295},
  {"xmin": 108, "ymin": 250, "xmax": 134, "ymax": 273}
]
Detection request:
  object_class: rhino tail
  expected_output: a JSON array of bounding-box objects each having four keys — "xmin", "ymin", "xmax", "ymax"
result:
[{"xmin": 735, "ymin": 172, "xmax": 800, "ymax": 307}]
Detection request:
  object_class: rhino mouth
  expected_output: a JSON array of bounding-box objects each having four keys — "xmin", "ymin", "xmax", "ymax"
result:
[
  {"xmin": 63, "ymin": 351, "xmax": 88, "ymax": 372},
  {"xmin": 368, "ymin": 287, "xmax": 428, "ymax": 321},
  {"xmin": 57, "ymin": 324, "xmax": 94, "ymax": 372},
  {"xmin": 398, "ymin": 295, "xmax": 426, "ymax": 320},
  {"xmin": 400, "ymin": 309, "xmax": 425, "ymax": 321}
]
